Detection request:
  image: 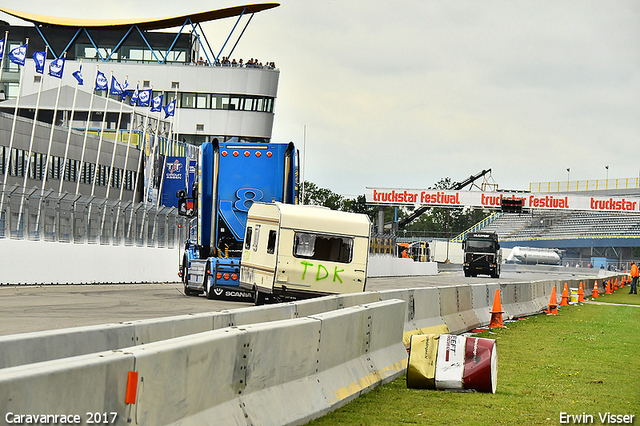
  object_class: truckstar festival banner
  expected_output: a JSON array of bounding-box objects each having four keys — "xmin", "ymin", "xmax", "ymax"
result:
[{"xmin": 365, "ymin": 188, "xmax": 640, "ymax": 213}]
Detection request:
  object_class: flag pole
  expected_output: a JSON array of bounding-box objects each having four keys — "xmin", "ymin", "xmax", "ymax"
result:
[
  {"xmin": 144, "ymin": 99, "xmax": 162, "ymax": 206},
  {"xmin": 140, "ymin": 94, "xmax": 163, "ymax": 239},
  {"xmin": 59, "ymin": 59, "xmax": 82, "ymax": 194},
  {"xmin": 127, "ymin": 86, "xmax": 152, "ymax": 240},
  {"xmin": 102, "ymin": 75, "xmax": 128, "ymax": 236},
  {"xmin": 119, "ymin": 81, "xmax": 138, "ymax": 202},
  {"xmin": 17, "ymin": 46, "xmax": 48, "ymax": 228},
  {"xmin": 91, "ymin": 71, "xmax": 112, "ymax": 197},
  {"xmin": 105, "ymin": 75, "xmax": 127, "ymax": 200},
  {"xmin": 76, "ymin": 65, "xmax": 99, "ymax": 195},
  {"xmin": 156, "ymin": 93, "xmax": 177, "ymax": 209},
  {"xmin": 0, "ymin": 38, "xmax": 28, "ymax": 216},
  {"xmin": 0, "ymin": 31, "xmax": 9, "ymax": 97},
  {"xmin": 115, "ymin": 82, "xmax": 138, "ymax": 239},
  {"xmin": 36, "ymin": 52, "xmax": 67, "ymax": 232}
]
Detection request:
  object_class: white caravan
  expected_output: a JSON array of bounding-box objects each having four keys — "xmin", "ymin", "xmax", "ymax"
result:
[{"xmin": 239, "ymin": 202, "xmax": 371, "ymax": 304}]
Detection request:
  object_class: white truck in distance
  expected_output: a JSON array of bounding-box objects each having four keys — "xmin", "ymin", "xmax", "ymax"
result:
[{"xmin": 239, "ymin": 202, "xmax": 371, "ymax": 304}]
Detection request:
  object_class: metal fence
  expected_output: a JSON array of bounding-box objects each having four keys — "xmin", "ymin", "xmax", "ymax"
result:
[{"xmin": 0, "ymin": 185, "xmax": 185, "ymax": 248}]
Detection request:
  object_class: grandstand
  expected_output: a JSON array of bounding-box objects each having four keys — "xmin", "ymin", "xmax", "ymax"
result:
[{"xmin": 456, "ymin": 180, "xmax": 640, "ymax": 268}]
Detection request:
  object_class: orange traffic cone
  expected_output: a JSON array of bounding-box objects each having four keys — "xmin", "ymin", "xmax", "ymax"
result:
[
  {"xmin": 592, "ymin": 281, "xmax": 599, "ymax": 298},
  {"xmin": 560, "ymin": 283, "xmax": 570, "ymax": 306},
  {"xmin": 614, "ymin": 278, "xmax": 619, "ymax": 290},
  {"xmin": 547, "ymin": 287, "xmax": 558, "ymax": 315},
  {"xmin": 578, "ymin": 283, "xmax": 584, "ymax": 302},
  {"xmin": 489, "ymin": 289, "xmax": 507, "ymax": 329},
  {"xmin": 605, "ymin": 280, "xmax": 612, "ymax": 294},
  {"xmin": 620, "ymin": 277, "xmax": 625, "ymax": 288}
]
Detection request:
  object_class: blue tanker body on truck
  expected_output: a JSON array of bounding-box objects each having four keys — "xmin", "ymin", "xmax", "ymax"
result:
[{"xmin": 178, "ymin": 140, "xmax": 297, "ymax": 301}]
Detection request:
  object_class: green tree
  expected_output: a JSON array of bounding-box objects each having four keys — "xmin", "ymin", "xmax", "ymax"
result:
[{"xmin": 301, "ymin": 181, "xmax": 344, "ymax": 210}]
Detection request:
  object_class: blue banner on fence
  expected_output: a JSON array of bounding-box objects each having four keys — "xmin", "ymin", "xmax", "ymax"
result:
[{"xmin": 161, "ymin": 156, "xmax": 186, "ymax": 208}]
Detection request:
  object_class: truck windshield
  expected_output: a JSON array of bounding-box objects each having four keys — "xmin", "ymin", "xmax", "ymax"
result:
[{"xmin": 466, "ymin": 239, "xmax": 495, "ymax": 252}]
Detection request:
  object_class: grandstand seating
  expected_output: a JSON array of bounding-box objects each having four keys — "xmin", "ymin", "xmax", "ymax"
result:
[{"xmin": 479, "ymin": 210, "xmax": 640, "ymax": 241}]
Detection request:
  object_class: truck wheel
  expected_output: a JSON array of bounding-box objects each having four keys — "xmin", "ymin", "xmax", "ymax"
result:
[
  {"xmin": 464, "ymin": 271, "xmax": 471, "ymax": 278},
  {"xmin": 184, "ymin": 285, "xmax": 199, "ymax": 296},
  {"xmin": 253, "ymin": 289, "xmax": 266, "ymax": 306},
  {"xmin": 181, "ymin": 256, "xmax": 188, "ymax": 285},
  {"xmin": 204, "ymin": 265, "xmax": 215, "ymax": 300}
]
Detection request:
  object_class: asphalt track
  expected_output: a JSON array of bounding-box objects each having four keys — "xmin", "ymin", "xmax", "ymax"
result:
[{"xmin": 0, "ymin": 267, "xmax": 603, "ymax": 336}]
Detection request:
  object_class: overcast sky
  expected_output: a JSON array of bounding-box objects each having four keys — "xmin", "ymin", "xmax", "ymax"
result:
[{"xmin": 2, "ymin": 1, "xmax": 640, "ymax": 197}]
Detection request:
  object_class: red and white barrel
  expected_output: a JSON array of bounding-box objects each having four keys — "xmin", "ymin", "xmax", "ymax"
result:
[
  {"xmin": 463, "ymin": 336, "xmax": 498, "ymax": 394},
  {"xmin": 407, "ymin": 334, "xmax": 498, "ymax": 393}
]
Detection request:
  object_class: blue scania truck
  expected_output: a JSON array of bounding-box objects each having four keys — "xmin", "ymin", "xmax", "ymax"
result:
[{"xmin": 178, "ymin": 140, "xmax": 297, "ymax": 300}]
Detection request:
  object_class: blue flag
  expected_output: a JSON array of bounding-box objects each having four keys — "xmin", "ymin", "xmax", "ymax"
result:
[
  {"xmin": 110, "ymin": 75, "xmax": 125, "ymax": 96},
  {"xmin": 32, "ymin": 51, "xmax": 46, "ymax": 74},
  {"xmin": 164, "ymin": 99, "xmax": 176, "ymax": 118},
  {"xmin": 0, "ymin": 38, "xmax": 6, "ymax": 59},
  {"xmin": 120, "ymin": 89, "xmax": 132, "ymax": 102},
  {"xmin": 8, "ymin": 44, "xmax": 27, "ymax": 66},
  {"xmin": 150, "ymin": 94, "xmax": 163, "ymax": 112},
  {"xmin": 130, "ymin": 85, "xmax": 139, "ymax": 105},
  {"xmin": 72, "ymin": 64, "xmax": 83, "ymax": 85},
  {"xmin": 137, "ymin": 89, "xmax": 152, "ymax": 107},
  {"xmin": 95, "ymin": 71, "xmax": 108, "ymax": 91},
  {"xmin": 48, "ymin": 57, "xmax": 65, "ymax": 79}
]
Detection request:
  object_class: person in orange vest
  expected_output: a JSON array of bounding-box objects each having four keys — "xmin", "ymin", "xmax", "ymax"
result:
[{"xmin": 630, "ymin": 261, "xmax": 639, "ymax": 294}]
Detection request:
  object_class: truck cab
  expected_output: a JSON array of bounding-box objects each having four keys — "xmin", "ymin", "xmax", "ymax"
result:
[
  {"xmin": 239, "ymin": 202, "xmax": 371, "ymax": 304},
  {"xmin": 178, "ymin": 140, "xmax": 297, "ymax": 300},
  {"xmin": 462, "ymin": 232, "xmax": 501, "ymax": 278}
]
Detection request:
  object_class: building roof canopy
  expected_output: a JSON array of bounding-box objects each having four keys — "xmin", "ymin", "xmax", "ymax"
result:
[{"xmin": 0, "ymin": 3, "xmax": 279, "ymax": 30}]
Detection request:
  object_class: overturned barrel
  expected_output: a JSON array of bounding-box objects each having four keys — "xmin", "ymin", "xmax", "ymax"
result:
[{"xmin": 407, "ymin": 334, "xmax": 497, "ymax": 393}]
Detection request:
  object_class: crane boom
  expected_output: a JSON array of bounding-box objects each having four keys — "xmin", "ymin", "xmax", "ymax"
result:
[{"xmin": 397, "ymin": 169, "xmax": 492, "ymax": 229}]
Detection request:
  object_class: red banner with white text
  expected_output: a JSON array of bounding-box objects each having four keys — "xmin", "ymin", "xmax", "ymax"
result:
[{"xmin": 365, "ymin": 188, "xmax": 640, "ymax": 212}]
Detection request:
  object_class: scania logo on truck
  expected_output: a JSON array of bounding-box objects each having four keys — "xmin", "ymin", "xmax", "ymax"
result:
[{"xmin": 225, "ymin": 290, "xmax": 252, "ymax": 298}]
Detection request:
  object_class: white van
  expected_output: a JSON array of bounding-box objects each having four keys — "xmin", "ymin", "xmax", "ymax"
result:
[{"xmin": 239, "ymin": 202, "xmax": 371, "ymax": 304}]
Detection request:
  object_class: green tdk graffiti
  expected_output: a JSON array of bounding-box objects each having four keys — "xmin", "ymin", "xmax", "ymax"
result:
[{"xmin": 300, "ymin": 261, "xmax": 344, "ymax": 283}]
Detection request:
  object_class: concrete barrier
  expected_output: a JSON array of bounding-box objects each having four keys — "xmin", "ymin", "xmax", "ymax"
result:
[
  {"xmin": 0, "ymin": 299, "xmax": 407, "ymax": 426},
  {"xmin": 0, "ymin": 323, "xmax": 135, "ymax": 369},
  {"xmin": 1, "ymin": 273, "xmax": 631, "ymax": 425},
  {"xmin": 367, "ymin": 256, "xmax": 438, "ymax": 277},
  {"xmin": 0, "ymin": 293, "xmax": 380, "ymax": 369},
  {"xmin": 0, "ymin": 350, "xmax": 135, "ymax": 424},
  {"xmin": 0, "ymin": 239, "xmax": 179, "ymax": 285}
]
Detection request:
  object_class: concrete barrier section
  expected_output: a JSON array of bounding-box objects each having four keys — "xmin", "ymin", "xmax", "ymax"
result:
[
  {"xmin": 0, "ymin": 300, "xmax": 406, "ymax": 426},
  {"xmin": 456, "ymin": 285, "xmax": 481, "ymax": 331},
  {"xmin": 212, "ymin": 303, "xmax": 297, "ymax": 329},
  {"xmin": 438, "ymin": 286, "xmax": 467, "ymax": 334},
  {"xmin": 0, "ymin": 322, "xmax": 135, "ymax": 369},
  {"xmin": 471, "ymin": 283, "xmax": 499, "ymax": 326},
  {"xmin": 0, "ymin": 350, "xmax": 135, "ymax": 424},
  {"xmin": 126, "ymin": 313, "xmax": 216, "ymax": 346},
  {"xmin": 308, "ymin": 300, "xmax": 407, "ymax": 411},
  {"xmin": 0, "ymin": 239, "xmax": 179, "ymax": 285},
  {"xmin": 499, "ymin": 282, "xmax": 520, "ymax": 319},
  {"xmin": 367, "ymin": 256, "xmax": 438, "ymax": 277},
  {"xmin": 379, "ymin": 287, "xmax": 449, "ymax": 347}
]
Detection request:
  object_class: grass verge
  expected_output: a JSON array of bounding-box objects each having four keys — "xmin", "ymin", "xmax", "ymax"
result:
[
  {"xmin": 589, "ymin": 286, "xmax": 640, "ymax": 305},
  {"xmin": 308, "ymin": 302, "xmax": 639, "ymax": 425}
]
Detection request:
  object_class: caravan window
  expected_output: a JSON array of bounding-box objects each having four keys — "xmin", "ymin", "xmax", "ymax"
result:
[
  {"xmin": 293, "ymin": 232, "xmax": 353, "ymax": 263},
  {"xmin": 267, "ymin": 230, "xmax": 277, "ymax": 254},
  {"xmin": 244, "ymin": 227, "xmax": 252, "ymax": 250}
]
